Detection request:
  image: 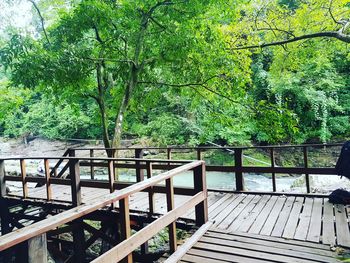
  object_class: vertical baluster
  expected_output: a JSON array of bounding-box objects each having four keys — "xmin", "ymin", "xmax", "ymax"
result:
[
  {"xmin": 44, "ymin": 159, "xmax": 52, "ymax": 200},
  {"xmin": 304, "ymin": 146, "xmax": 310, "ymax": 193},
  {"xmin": 167, "ymin": 147, "xmax": 172, "ymax": 168},
  {"xmin": 69, "ymin": 158, "xmax": 85, "ymax": 261},
  {"xmin": 270, "ymin": 148, "xmax": 277, "ymax": 192},
  {"xmin": 166, "ymin": 177, "xmax": 177, "ymax": 253},
  {"xmin": 108, "ymin": 160, "xmax": 115, "ymax": 193},
  {"xmin": 90, "ymin": 149, "xmax": 95, "ymax": 180},
  {"xmin": 234, "ymin": 148, "xmax": 245, "ymax": 191},
  {"xmin": 0, "ymin": 160, "xmax": 11, "ymax": 235},
  {"xmin": 135, "ymin": 148, "xmax": 144, "ymax": 182},
  {"xmin": 197, "ymin": 149, "xmax": 202, "ymax": 160},
  {"xmin": 193, "ymin": 162, "xmax": 208, "ymax": 226},
  {"xmin": 20, "ymin": 159, "xmax": 28, "ymax": 198},
  {"xmin": 147, "ymin": 162, "xmax": 154, "ymax": 214},
  {"xmin": 120, "ymin": 197, "xmax": 132, "ymax": 263}
]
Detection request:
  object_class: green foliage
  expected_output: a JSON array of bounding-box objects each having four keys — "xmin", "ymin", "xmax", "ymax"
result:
[{"xmin": 0, "ymin": 0, "xmax": 349, "ymax": 146}]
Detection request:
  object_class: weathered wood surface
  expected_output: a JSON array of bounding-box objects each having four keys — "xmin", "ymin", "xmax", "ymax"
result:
[
  {"xmin": 6, "ymin": 189, "xmax": 350, "ymax": 248},
  {"xmin": 177, "ymin": 227, "xmax": 341, "ymax": 263}
]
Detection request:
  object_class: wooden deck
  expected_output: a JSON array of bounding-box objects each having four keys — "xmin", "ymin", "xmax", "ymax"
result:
[
  {"xmin": 176, "ymin": 226, "xmax": 341, "ymax": 263},
  {"xmin": 9, "ymin": 185, "xmax": 350, "ymax": 248}
]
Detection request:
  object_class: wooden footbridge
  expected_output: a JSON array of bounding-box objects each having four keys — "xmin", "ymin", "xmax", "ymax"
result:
[{"xmin": 0, "ymin": 144, "xmax": 349, "ymax": 262}]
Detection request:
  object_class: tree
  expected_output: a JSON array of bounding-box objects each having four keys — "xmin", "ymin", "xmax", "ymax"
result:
[
  {"xmin": 229, "ymin": 0, "xmax": 350, "ymax": 50},
  {"xmin": 1, "ymin": 0, "xmax": 250, "ymax": 151}
]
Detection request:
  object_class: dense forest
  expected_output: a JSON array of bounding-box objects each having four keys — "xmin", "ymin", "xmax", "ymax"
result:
[{"xmin": 0, "ymin": 0, "xmax": 349, "ymax": 147}]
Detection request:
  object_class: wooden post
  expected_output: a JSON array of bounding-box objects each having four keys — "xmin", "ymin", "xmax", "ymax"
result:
[
  {"xmin": 44, "ymin": 159, "xmax": 52, "ymax": 200},
  {"xmin": 146, "ymin": 162, "xmax": 154, "ymax": 214},
  {"xmin": 197, "ymin": 149, "xmax": 202, "ymax": 160},
  {"xmin": 166, "ymin": 177, "xmax": 177, "ymax": 253},
  {"xmin": 193, "ymin": 163, "xmax": 208, "ymax": 226},
  {"xmin": 107, "ymin": 160, "xmax": 115, "ymax": 193},
  {"xmin": 303, "ymin": 146, "xmax": 310, "ymax": 193},
  {"xmin": 119, "ymin": 197, "xmax": 132, "ymax": 263},
  {"xmin": 90, "ymin": 149, "xmax": 95, "ymax": 180},
  {"xmin": 167, "ymin": 148, "xmax": 172, "ymax": 168},
  {"xmin": 234, "ymin": 148, "xmax": 245, "ymax": 191},
  {"xmin": 27, "ymin": 234, "xmax": 48, "ymax": 263},
  {"xmin": 270, "ymin": 148, "xmax": 276, "ymax": 192},
  {"xmin": 0, "ymin": 160, "xmax": 11, "ymax": 262},
  {"xmin": 69, "ymin": 158, "xmax": 85, "ymax": 262},
  {"xmin": 135, "ymin": 148, "xmax": 144, "ymax": 182},
  {"xmin": 20, "ymin": 159, "xmax": 28, "ymax": 198},
  {"xmin": 69, "ymin": 159, "xmax": 81, "ymax": 207},
  {"xmin": 69, "ymin": 149, "xmax": 76, "ymax": 157}
]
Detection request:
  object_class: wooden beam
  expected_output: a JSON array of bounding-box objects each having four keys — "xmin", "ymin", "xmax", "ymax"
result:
[
  {"xmin": 91, "ymin": 192, "xmax": 205, "ymax": 263},
  {"xmin": 166, "ymin": 178, "xmax": 177, "ymax": 253},
  {"xmin": 28, "ymin": 234, "xmax": 48, "ymax": 263},
  {"xmin": 135, "ymin": 149, "xmax": 144, "ymax": 182},
  {"xmin": 193, "ymin": 163, "xmax": 208, "ymax": 226},
  {"xmin": 146, "ymin": 162, "xmax": 154, "ymax": 214},
  {"xmin": 90, "ymin": 149, "xmax": 95, "ymax": 180},
  {"xmin": 164, "ymin": 221, "xmax": 213, "ymax": 263},
  {"xmin": 119, "ymin": 197, "xmax": 132, "ymax": 263},
  {"xmin": 234, "ymin": 148, "xmax": 244, "ymax": 191},
  {"xmin": 20, "ymin": 159, "xmax": 28, "ymax": 198},
  {"xmin": 44, "ymin": 159, "xmax": 52, "ymax": 200},
  {"xmin": 69, "ymin": 159, "xmax": 81, "ymax": 207}
]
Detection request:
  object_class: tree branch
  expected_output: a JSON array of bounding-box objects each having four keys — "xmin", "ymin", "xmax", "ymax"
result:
[
  {"xmin": 233, "ymin": 31, "xmax": 350, "ymax": 50},
  {"xmin": 27, "ymin": 0, "xmax": 50, "ymax": 45},
  {"xmin": 138, "ymin": 75, "xmax": 242, "ymax": 104}
]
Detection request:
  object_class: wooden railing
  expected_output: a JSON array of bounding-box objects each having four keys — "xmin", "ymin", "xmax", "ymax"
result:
[
  {"xmin": 0, "ymin": 158, "xmax": 207, "ymax": 262},
  {"xmin": 69, "ymin": 143, "xmax": 343, "ymax": 194}
]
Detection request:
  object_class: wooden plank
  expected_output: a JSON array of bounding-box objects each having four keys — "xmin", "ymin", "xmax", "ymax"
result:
[
  {"xmin": 209, "ymin": 194, "xmax": 240, "ymax": 219},
  {"xmin": 271, "ymin": 196, "xmax": 295, "ymax": 237},
  {"xmin": 283, "ymin": 197, "xmax": 304, "ymax": 239},
  {"xmin": 322, "ymin": 200, "xmax": 336, "ymax": 245},
  {"xmin": 208, "ymin": 194, "xmax": 234, "ymax": 217},
  {"xmin": 227, "ymin": 195, "xmax": 262, "ymax": 231},
  {"xmin": 213, "ymin": 194, "xmax": 250, "ymax": 227},
  {"xmin": 260, "ymin": 196, "xmax": 286, "ymax": 236},
  {"xmin": 198, "ymin": 235, "xmax": 338, "ymax": 263},
  {"xmin": 334, "ymin": 204, "xmax": 350, "ymax": 247},
  {"xmin": 207, "ymin": 227, "xmax": 331, "ymax": 250},
  {"xmin": 205, "ymin": 230, "xmax": 334, "ymax": 257},
  {"xmin": 294, "ymin": 198, "xmax": 313, "ymax": 240},
  {"xmin": 91, "ymin": 192, "xmax": 205, "ymax": 263},
  {"xmin": 217, "ymin": 194, "xmax": 256, "ymax": 230},
  {"xmin": 194, "ymin": 241, "xmax": 317, "ymax": 263},
  {"xmin": 164, "ymin": 221, "xmax": 213, "ymax": 263},
  {"xmin": 186, "ymin": 248, "xmax": 268, "ymax": 263},
  {"xmin": 249, "ymin": 196, "xmax": 278, "ymax": 234},
  {"xmin": 181, "ymin": 254, "xmax": 226, "ymax": 263},
  {"xmin": 237, "ymin": 195, "xmax": 271, "ymax": 232},
  {"xmin": 307, "ymin": 198, "xmax": 323, "ymax": 242}
]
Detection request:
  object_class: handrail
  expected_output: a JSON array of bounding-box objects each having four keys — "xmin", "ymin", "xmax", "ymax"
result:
[
  {"xmin": 63, "ymin": 143, "xmax": 343, "ymax": 194},
  {"xmin": 0, "ymin": 160, "xmax": 207, "ymax": 263},
  {"xmin": 69, "ymin": 142, "xmax": 343, "ymax": 151}
]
